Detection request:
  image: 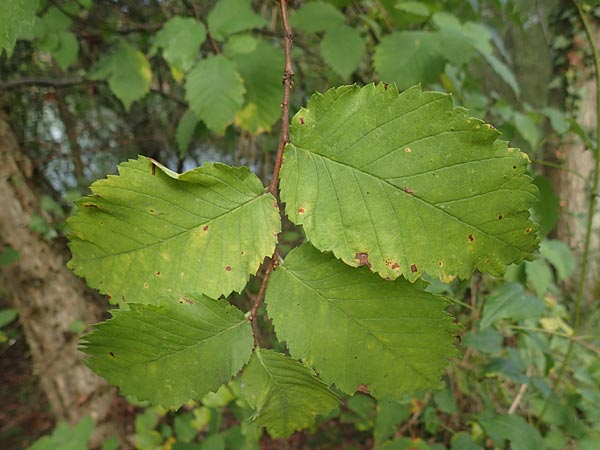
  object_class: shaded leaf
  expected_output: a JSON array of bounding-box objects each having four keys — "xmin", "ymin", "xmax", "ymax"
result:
[
  {"xmin": 207, "ymin": 0, "xmax": 266, "ymax": 41},
  {"xmin": 81, "ymin": 294, "xmax": 253, "ymax": 408},
  {"xmin": 290, "ymin": 1, "xmax": 345, "ymax": 33},
  {"xmin": 478, "ymin": 414, "xmax": 543, "ymax": 450},
  {"xmin": 533, "ymin": 175, "xmax": 559, "ymax": 236},
  {"xmin": 540, "ymin": 239, "xmax": 575, "ymax": 282},
  {"xmin": 228, "ymin": 37, "xmax": 284, "ymax": 134},
  {"xmin": 281, "ymin": 84, "xmax": 539, "ymax": 282},
  {"xmin": 151, "ymin": 16, "xmax": 206, "ymax": 73},
  {"xmin": 175, "ymin": 109, "xmax": 201, "ymax": 156},
  {"xmin": 374, "ymin": 32, "xmax": 446, "ymax": 89},
  {"xmin": 27, "ymin": 416, "xmax": 93, "ymax": 450},
  {"xmin": 525, "ymin": 258, "xmax": 553, "ymax": 298},
  {"xmin": 266, "ymin": 243, "xmax": 458, "ymax": 399},
  {"xmin": 185, "ymin": 55, "xmax": 245, "ymax": 134},
  {"xmin": 87, "ymin": 42, "xmax": 152, "ymax": 111},
  {"xmin": 480, "ymin": 283, "xmax": 545, "ymax": 329},
  {"xmin": 68, "ymin": 156, "xmax": 280, "ymax": 302},
  {"xmin": 240, "ymin": 349, "xmax": 339, "ymax": 437},
  {"xmin": 320, "ymin": 24, "xmax": 365, "ymax": 80}
]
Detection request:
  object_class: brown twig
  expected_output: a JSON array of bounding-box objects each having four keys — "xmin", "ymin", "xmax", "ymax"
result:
[
  {"xmin": 268, "ymin": 0, "xmax": 294, "ymax": 195},
  {"xmin": 249, "ymin": 0, "xmax": 294, "ymax": 346}
]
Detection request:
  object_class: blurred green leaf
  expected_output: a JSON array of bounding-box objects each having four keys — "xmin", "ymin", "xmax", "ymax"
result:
[
  {"xmin": 462, "ymin": 328, "xmax": 503, "ymax": 354},
  {"xmin": 374, "ymin": 398, "xmax": 411, "ymax": 443},
  {"xmin": 478, "ymin": 414, "xmax": 543, "ymax": 450},
  {"xmin": 290, "ymin": 1, "xmax": 345, "ymax": 33},
  {"xmin": 525, "ymin": 258, "xmax": 553, "ymax": 298},
  {"xmin": 540, "ymin": 239, "xmax": 575, "ymax": 281},
  {"xmin": 480, "ymin": 283, "xmax": 545, "ymax": 329},
  {"xmin": 320, "ymin": 24, "xmax": 365, "ymax": 80},
  {"xmin": 207, "ymin": 0, "xmax": 266, "ymax": 41},
  {"xmin": 26, "ymin": 416, "xmax": 93, "ymax": 450},
  {"xmin": 0, "ymin": 247, "xmax": 20, "ymax": 266},
  {"xmin": 533, "ymin": 176, "xmax": 559, "ymax": 236},
  {"xmin": 0, "ymin": 0, "xmax": 37, "ymax": 57}
]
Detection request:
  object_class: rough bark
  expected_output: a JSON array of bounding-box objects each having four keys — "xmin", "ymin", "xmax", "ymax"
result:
[{"xmin": 0, "ymin": 112, "xmax": 130, "ymax": 448}]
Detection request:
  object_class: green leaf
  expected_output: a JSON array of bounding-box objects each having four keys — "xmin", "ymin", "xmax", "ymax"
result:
[
  {"xmin": 395, "ymin": 1, "xmax": 430, "ymax": 17},
  {"xmin": 185, "ymin": 55, "xmax": 246, "ymax": 134},
  {"xmin": 266, "ymin": 243, "xmax": 459, "ymax": 399},
  {"xmin": 280, "ymin": 84, "xmax": 539, "ymax": 282},
  {"xmin": 207, "ymin": 0, "xmax": 266, "ymax": 41},
  {"xmin": 68, "ymin": 156, "xmax": 280, "ymax": 302},
  {"xmin": 0, "ymin": 0, "xmax": 37, "ymax": 57},
  {"xmin": 81, "ymin": 294, "xmax": 253, "ymax": 408},
  {"xmin": 27, "ymin": 416, "xmax": 93, "ymax": 450},
  {"xmin": 39, "ymin": 31, "xmax": 78, "ymax": 70},
  {"xmin": 374, "ymin": 32, "xmax": 446, "ymax": 89},
  {"xmin": 175, "ymin": 109, "xmax": 201, "ymax": 156},
  {"xmin": 482, "ymin": 53, "xmax": 521, "ymax": 98},
  {"xmin": 240, "ymin": 349, "xmax": 339, "ymax": 437},
  {"xmin": 227, "ymin": 37, "xmax": 284, "ymax": 134},
  {"xmin": 87, "ymin": 43, "xmax": 152, "ymax": 111},
  {"xmin": 525, "ymin": 258, "xmax": 552, "ymax": 298},
  {"xmin": 151, "ymin": 16, "xmax": 206, "ymax": 73},
  {"xmin": 290, "ymin": 1, "xmax": 345, "ymax": 33},
  {"xmin": 480, "ymin": 283, "xmax": 545, "ymax": 329},
  {"xmin": 478, "ymin": 414, "xmax": 543, "ymax": 450},
  {"xmin": 450, "ymin": 432, "xmax": 484, "ymax": 450},
  {"xmin": 374, "ymin": 398, "xmax": 411, "ymax": 443},
  {"xmin": 0, "ymin": 308, "xmax": 18, "ymax": 328},
  {"xmin": 462, "ymin": 328, "xmax": 503, "ymax": 354},
  {"xmin": 533, "ymin": 175, "xmax": 559, "ymax": 236},
  {"xmin": 320, "ymin": 24, "xmax": 365, "ymax": 80},
  {"xmin": 514, "ymin": 112, "xmax": 541, "ymax": 150},
  {"xmin": 0, "ymin": 247, "xmax": 20, "ymax": 266},
  {"xmin": 540, "ymin": 239, "xmax": 575, "ymax": 281}
]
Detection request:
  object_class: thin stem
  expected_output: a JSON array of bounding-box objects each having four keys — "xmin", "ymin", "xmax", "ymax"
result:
[
  {"xmin": 540, "ymin": 0, "xmax": 600, "ymax": 420},
  {"xmin": 249, "ymin": 0, "xmax": 294, "ymax": 344},
  {"xmin": 268, "ymin": 0, "xmax": 294, "ymax": 195}
]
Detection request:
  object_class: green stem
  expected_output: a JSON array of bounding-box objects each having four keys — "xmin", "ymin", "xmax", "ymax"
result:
[{"xmin": 539, "ymin": 0, "xmax": 600, "ymax": 420}]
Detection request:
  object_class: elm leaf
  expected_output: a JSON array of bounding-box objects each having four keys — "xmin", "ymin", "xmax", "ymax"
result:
[
  {"xmin": 266, "ymin": 243, "xmax": 459, "ymax": 399},
  {"xmin": 280, "ymin": 84, "xmax": 539, "ymax": 282},
  {"xmin": 68, "ymin": 156, "xmax": 280, "ymax": 302},
  {"xmin": 241, "ymin": 349, "xmax": 339, "ymax": 437},
  {"xmin": 81, "ymin": 294, "xmax": 253, "ymax": 408}
]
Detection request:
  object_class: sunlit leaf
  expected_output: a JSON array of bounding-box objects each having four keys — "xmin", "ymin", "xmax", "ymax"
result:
[
  {"xmin": 241, "ymin": 349, "xmax": 339, "ymax": 437},
  {"xmin": 185, "ymin": 55, "xmax": 245, "ymax": 134},
  {"xmin": 266, "ymin": 243, "xmax": 458, "ymax": 399},
  {"xmin": 81, "ymin": 294, "xmax": 253, "ymax": 408},
  {"xmin": 68, "ymin": 156, "xmax": 280, "ymax": 302},
  {"xmin": 280, "ymin": 84, "xmax": 539, "ymax": 282}
]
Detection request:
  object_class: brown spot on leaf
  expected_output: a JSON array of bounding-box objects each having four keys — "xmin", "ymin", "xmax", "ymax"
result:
[
  {"xmin": 438, "ymin": 261, "xmax": 443, "ymax": 267},
  {"xmin": 180, "ymin": 297, "xmax": 193, "ymax": 304},
  {"xmin": 383, "ymin": 83, "xmax": 389, "ymax": 90},
  {"xmin": 155, "ymin": 271, "xmax": 160, "ymax": 276},
  {"xmin": 525, "ymin": 227, "xmax": 532, "ymax": 234},
  {"xmin": 109, "ymin": 352, "xmax": 116, "ymax": 357},
  {"xmin": 403, "ymin": 187, "xmax": 414, "ymax": 195},
  {"xmin": 151, "ymin": 163, "xmax": 156, "ymax": 176},
  {"xmin": 203, "ymin": 225, "xmax": 209, "ymax": 231},
  {"xmin": 355, "ymin": 252, "xmax": 371, "ymax": 268},
  {"xmin": 410, "ymin": 264, "xmax": 418, "ymax": 273},
  {"xmin": 498, "ymin": 214, "xmax": 503, "ymax": 220},
  {"xmin": 298, "ymin": 207, "xmax": 305, "ymax": 214},
  {"xmin": 357, "ymin": 384, "xmax": 371, "ymax": 394},
  {"xmin": 300, "ymin": 117, "xmax": 305, "ymax": 125},
  {"xmin": 143, "ymin": 283, "xmax": 148, "ymax": 288},
  {"xmin": 83, "ymin": 203, "xmax": 98, "ymax": 208},
  {"xmin": 225, "ymin": 265, "xmax": 232, "ymax": 272},
  {"xmin": 391, "ymin": 262, "xmax": 399, "ymax": 269},
  {"xmin": 405, "ymin": 147, "xmax": 412, "ymax": 153},
  {"xmin": 468, "ymin": 234, "xmax": 474, "ymax": 242}
]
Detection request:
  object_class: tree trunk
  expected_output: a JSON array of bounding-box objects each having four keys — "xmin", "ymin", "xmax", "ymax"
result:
[{"xmin": 0, "ymin": 112, "xmax": 130, "ymax": 448}]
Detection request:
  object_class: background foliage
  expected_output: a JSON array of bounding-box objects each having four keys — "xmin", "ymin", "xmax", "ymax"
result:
[{"xmin": 1, "ymin": 0, "xmax": 600, "ymax": 449}]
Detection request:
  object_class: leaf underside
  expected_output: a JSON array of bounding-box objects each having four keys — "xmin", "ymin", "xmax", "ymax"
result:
[
  {"xmin": 280, "ymin": 83, "xmax": 539, "ymax": 282},
  {"xmin": 68, "ymin": 156, "xmax": 280, "ymax": 303},
  {"xmin": 81, "ymin": 294, "xmax": 253, "ymax": 408},
  {"xmin": 241, "ymin": 348, "xmax": 339, "ymax": 437},
  {"xmin": 266, "ymin": 243, "xmax": 459, "ymax": 399}
]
